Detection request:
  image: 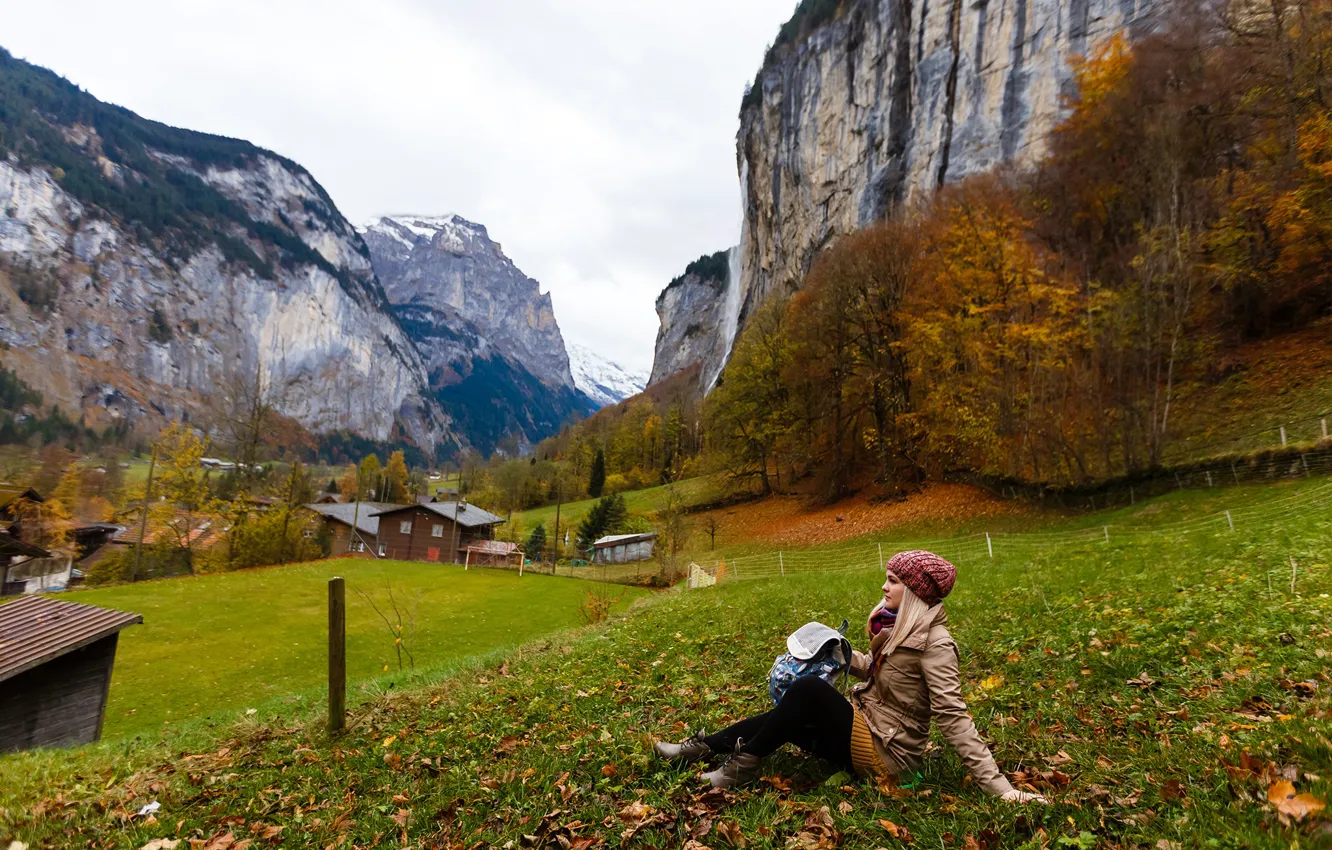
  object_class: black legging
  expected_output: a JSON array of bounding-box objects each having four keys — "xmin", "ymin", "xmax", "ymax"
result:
[{"xmin": 703, "ymin": 675, "xmax": 853, "ymax": 771}]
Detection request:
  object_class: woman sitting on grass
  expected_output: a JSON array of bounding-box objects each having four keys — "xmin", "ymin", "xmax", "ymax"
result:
[{"xmin": 654, "ymin": 550, "xmax": 1047, "ymax": 803}]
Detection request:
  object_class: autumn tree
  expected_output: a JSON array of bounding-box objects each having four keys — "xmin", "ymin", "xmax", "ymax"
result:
[
  {"xmin": 705, "ymin": 298, "xmax": 792, "ymax": 495},
  {"xmin": 383, "ymin": 450, "xmax": 410, "ymax": 503},
  {"xmin": 147, "ymin": 423, "xmax": 220, "ymax": 574},
  {"xmin": 359, "ymin": 454, "xmax": 383, "ymax": 500}
]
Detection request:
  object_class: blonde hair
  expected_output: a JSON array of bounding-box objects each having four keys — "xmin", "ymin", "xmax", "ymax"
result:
[{"xmin": 878, "ymin": 586, "xmax": 932, "ymax": 660}]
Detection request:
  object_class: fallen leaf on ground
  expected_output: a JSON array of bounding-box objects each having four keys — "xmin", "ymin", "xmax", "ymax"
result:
[
  {"xmin": 878, "ymin": 819, "xmax": 913, "ymax": 842},
  {"xmin": 140, "ymin": 841, "xmax": 179, "ymax": 850},
  {"xmin": 1267, "ymin": 781, "xmax": 1326, "ymax": 821},
  {"xmin": 715, "ymin": 820, "xmax": 746, "ymax": 847}
]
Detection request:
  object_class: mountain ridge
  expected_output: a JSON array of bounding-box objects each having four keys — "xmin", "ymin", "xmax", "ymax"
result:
[{"xmin": 0, "ymin": 47, "xmax": 451, "ymax": 452}]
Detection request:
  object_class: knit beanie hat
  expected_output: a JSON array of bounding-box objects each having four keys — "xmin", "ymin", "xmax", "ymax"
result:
[{"xmin": 885, "ymin": 550, "xmax": 956, "ymax": 605}]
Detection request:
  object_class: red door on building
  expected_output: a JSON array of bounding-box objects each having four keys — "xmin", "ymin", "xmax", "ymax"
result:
[{"xmin": 427, "ymin": 546, "xmax": 440, "ymax": 563}]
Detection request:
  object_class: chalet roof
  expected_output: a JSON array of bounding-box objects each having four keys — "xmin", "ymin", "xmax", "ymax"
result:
[
  {"xmin": 592, "ymin": 532, "xmax": 658, "ymax": 549},
  {"xmin": 305, "ymin": 502, "xmax": 403, "ymax": 536},
  {"xmin": 371, "ymin": 501, "xmax": 505, "ymax": 528},
  {"xmin": 0, "ymin": 596, "xmax": 142, "ymax": 683},
  {"xmin": 112, "ymin": 511, "xmax": 222, "ymax": 547},
  {"xmin": 466, "ymin": 540, "xmax": 520, "ymax": 556},
  {"xmin": 0, "ymin": 486, "xmax": 44, "ymax": 512},
  {"xmin": 0, "ymin": 534, "xmax": 51, "ymax": 560}
]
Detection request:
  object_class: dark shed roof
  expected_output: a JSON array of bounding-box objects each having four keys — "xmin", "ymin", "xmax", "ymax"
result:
[
  {"xmin": 0, "ymin": 535, "xmax": 51, "ymax": 560},
  {"xmin": 592, "ymin": 532, "xmax": 658, "ymax": 549},
  {"xmin": 371, "ymin": 501, "xmax": 505, "ymax": 528},
  {"xmin": 0, "ymin": 597, "xmax": 142, "ymax": 683}
]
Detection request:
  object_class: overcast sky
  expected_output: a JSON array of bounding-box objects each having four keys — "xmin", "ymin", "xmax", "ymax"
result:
[{"xmin": 4, "ymin": 0, "xmax": 796, "ymax": 372}]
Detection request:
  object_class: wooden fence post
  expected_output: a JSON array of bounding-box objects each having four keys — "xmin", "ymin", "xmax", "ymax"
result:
[
  {"xmin": 1280, "ymin": 426, "xmax": 1287, "ymax": 447},
  {"xmin": 1225, "ymin": 510, "xmax": 1234, "ymax": 532},
  {"xmin": 779, "ymin": 552, "xmax": 785, "ymax": 577},
  {"xmin": 328, "ymin": 577, "xmax": 346, "ymax": 735},
  {"xmin": 986, "ymin": 533, "xmax": 993, "ymax": 559},
  {"xmin": 877, "ymin": 543, "xmax": 884, "ymax": 571},
  {"xmin": 1323, "ymin": 418, "xmax": 1328, "ymax": 440}
]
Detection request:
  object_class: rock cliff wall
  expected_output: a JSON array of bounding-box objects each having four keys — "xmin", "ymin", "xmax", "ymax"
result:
[
  {"xmin": 361, "ymin": 215, "xmax": 574, "ymax": 390},
  {"xmin": 657, "ymin": 0, "xmax": 1157, "ymax": 388},
  {"xmin": 0, "ymin": 160, "xmax": 447, "ymax": 451},
  {"xmin": 362, "ymin": 215, "xmax": 595, "ymax": 455}
]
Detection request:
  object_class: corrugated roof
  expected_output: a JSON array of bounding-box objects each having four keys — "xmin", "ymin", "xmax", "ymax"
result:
[
  {"xmin": 592, "ymin": 532, "xmax": 658, "ymax": 548},
  {"xmin": 305, "ymin": 502, "xmax": 403, "ymax": 536},
  {"xmin": 466, "ymin": 540, "xmax": 520, "ymax": 556},
  {"xmin": 372, "ymin": 501, "xmax": 505, "ymax": 528},
  {"xmin": 0, "ymin": 596, "xmax": 142, "ymax": 683}
]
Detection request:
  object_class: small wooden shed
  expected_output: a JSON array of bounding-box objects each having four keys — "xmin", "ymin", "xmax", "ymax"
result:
[
  {"xmin": 0, "ymin": 596, "xmax": 142, "ymax": 752},
  {"xmin": 591, "ymin": 532, "xmax": 657, "ymax": 564}
]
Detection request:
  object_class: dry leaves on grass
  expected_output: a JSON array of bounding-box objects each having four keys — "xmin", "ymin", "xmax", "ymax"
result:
[
  {"xmin": 1267, "ymin": 781, "xmax": 1326, "ymax": 821},
  {"xmin": 784, "ymin": 806, "xmax": 840, "ymax": 850},
  {"xmin": 878, "ymin": 818, "xmax": 914, "ymax": 842},
  {"xmin": 699, "ymin": 483, "xmax": 1035, "ymax": 548}
]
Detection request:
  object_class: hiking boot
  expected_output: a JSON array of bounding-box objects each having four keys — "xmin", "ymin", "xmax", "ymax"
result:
[
  {"xmin": 654, "ymin": 732, "xmax": 712, "ymax": 763},
  {"xmin": 701, "ymin": 751, "xmax": 761, "ymax": 789}
]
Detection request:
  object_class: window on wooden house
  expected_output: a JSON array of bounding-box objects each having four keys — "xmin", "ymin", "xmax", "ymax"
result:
[
  {"xmin": 378, "ymin": 543, "xmax": 387, "ymax": 557},
  {"xmin": 400, "ymin": 520, "xmax": 413, "ymax": 534},
  {"xmin": 432, "ymin": 524, "xmax": 444, "ymax": 537}
]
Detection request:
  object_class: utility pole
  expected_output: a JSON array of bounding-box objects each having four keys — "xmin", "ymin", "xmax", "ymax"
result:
[
  {"xmin": 131, "ymin": 446, "xmax": 157, "ymax": 583},
  {"xmin": 552, "ymin": 474, "xmax": 563, "ymax": 563}
]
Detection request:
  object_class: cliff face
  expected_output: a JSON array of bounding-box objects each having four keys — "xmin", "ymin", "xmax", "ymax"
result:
[
  {"xmin": 362, "ymin": 215, "xmax": 595, "ymax": 455},
  {"xmin": 361, "ymin": 215, "xmax": 574, "ymax": 390},
  {"xmin": 0, "ymin": 51, "xmax": 449, "ymax": 449},
  {"xmin": 647, "ymin": 249, "xmax": 739, "ymax": 388},
  {"xmin": 660, "ymin": 0, "xmax": 1157, "ymax": 388},
  {"xmin": 649, "ymin": 252, "xmax": 731, "ymax": 387}
]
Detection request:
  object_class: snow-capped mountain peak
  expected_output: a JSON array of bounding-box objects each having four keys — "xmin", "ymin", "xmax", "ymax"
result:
[
  {"xmin": 568, "ymin": 343, "xmax": 648, "ymax": 408},
  {"xmin": 360, "ymin": 214, "xmax": 487, "ymax": 255}
]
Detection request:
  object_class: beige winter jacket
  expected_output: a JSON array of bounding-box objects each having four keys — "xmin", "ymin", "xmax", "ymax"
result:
[{"xmin": 848, "ymin": 605, "xmax": 1015, "ymax": 796}]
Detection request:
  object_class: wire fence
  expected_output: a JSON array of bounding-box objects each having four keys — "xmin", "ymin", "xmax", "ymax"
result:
[
  {"xmin": 955, "ymin": 439, "xmax": 1332, "ymax": 512},
  {"xmin": 686, "ymin": 476, "xmax": 1332, "ymax": 587}
]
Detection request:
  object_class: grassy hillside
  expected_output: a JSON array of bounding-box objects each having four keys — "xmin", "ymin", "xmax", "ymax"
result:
[
  {"xmin": 508, "ymin": 476, "xmax": 715, "ymax": 543},
  {"xmin": 2, "ymin": 478, "xmax": 1329, "ymax": 847},
  {"xmin": 42, "ymin": 560, "xmax": 649, "ymax": 741}
]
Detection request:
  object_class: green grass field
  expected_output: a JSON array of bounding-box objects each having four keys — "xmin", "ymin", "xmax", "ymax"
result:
[
  {"xmin": 39, "ymin": 560, "xmax": 648, "ymax": 742},
  {"xmin": 508, "ymin": 476, "xmax": 716, "ymax": 543},
  {"xmin": 2, "ymin": 479, "xmax": 1330, "ymax": 847}
]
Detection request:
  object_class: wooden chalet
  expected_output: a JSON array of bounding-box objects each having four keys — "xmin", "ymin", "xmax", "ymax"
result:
[
  {"xmin": 304, "ymin": 501, "xmax": 402, "ymax": 557},
  {"xmin": 0, "ymin": 596, "xmax": 142, "ymax": 752},
  {"xmin": 370, "ymin": 501, "xmax": 505, "ymax": 563}
]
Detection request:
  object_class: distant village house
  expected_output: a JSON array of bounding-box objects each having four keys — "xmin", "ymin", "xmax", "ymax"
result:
[{"xmin": 591, "ymin": 532, "xmax": 657, "ymax": 564}]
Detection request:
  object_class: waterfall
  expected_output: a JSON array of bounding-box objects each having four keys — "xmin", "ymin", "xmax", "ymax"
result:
[{"xmin": 706, "ymin": 159, "xmax": 749, "ymax": 392}]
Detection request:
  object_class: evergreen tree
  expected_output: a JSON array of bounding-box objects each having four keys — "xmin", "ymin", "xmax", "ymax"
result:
[
  {"xmin": 576, "ymin": 494, "xmax": 627, "ymax": 550},
  {"xmin": 525, "ymin": 523, "xmax": 547, "ymax": 560},
  {"xmin": 588, "ymin": 447, "xmax": 606, "ymax": 498}
]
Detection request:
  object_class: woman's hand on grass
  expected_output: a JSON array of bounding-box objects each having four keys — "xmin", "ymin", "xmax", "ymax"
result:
[{"xmin": 1000, "ymin": 789, "xmax": 1049, "ymax": 804}]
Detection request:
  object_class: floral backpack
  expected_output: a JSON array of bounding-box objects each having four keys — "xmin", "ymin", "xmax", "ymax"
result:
[{"xmin": 767, "ymin": 619, "xmax": 852, "ymax": 705}]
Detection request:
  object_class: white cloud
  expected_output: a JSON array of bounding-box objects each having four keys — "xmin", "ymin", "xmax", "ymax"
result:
[{"xmin": 3, "ymin": 0, "xmax": 794, "ymax": 371}]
